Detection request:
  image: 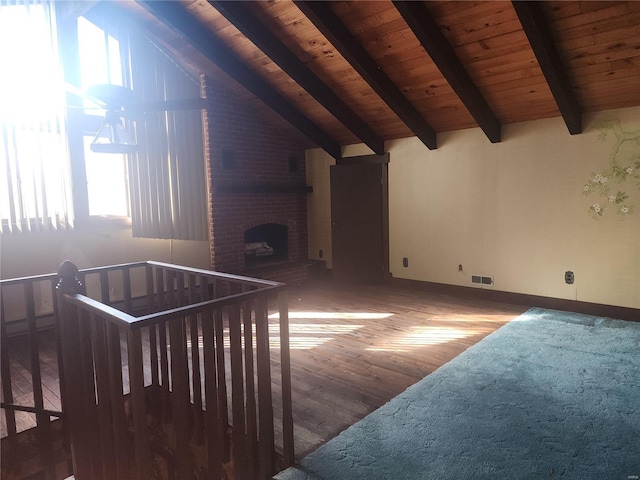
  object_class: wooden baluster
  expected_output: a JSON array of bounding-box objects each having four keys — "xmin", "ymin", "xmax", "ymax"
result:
[
  {"xmin": 243, "ymin": 298, "xmax": 258, "ymax": 479},
  {"xmin": 202, "ymin": 308, "xmax": 223, "ymax": 478},
  {"xmin": 200, "ymin": 276, "xmax": 209, "ymax": 303},
  {"xmin": 166, "ymin": 270, "xmax": 177, "ymax": 308},
  {"xmin": 278, "ymin": 291, "xmax": 295, "ymax": 467},
  {"xmin": 145, "ymin": 265, "xmax": 160, "ymax": 420},
  {"xmin": 0, "ymin": 285, "xmax": 17, "ymax": 436},
  {"xmin": 50, "ymin": 279, "xmax": 73, "ymax": 475},
  {"xmin": 175, "ymin": 271, "xmax": 192, "ymax": 442},
  {"xmin": 212, "ymin": 278, "xmax": 219, "ymax": 300},
  {"xmin": 123, "ymin": 266, "xmax": 133, "ymax": 314},
  {"xmin": 145, "ymin": 264, "xmax": 156, "ymax": 314},
  {"xmin": 214, "ymin": 308, "xmax": 230, "ymax": 460},
  {"xmin": 156, "ymin": 267, "xmax": 166, "ymax": 310},
  {"xmin": 169, "ymin": 315, "xmax": 191, "ymax": 478},
  {"xmin": 189, "ymin": 274, "xmax": 203, "ymax": 443},
  {"xmin": 127, "ymin": 327, "xmax": 149, "ymax": 480},
  {"xmin": 107, "ymin": 321, "xmax": 130, "ymax": 478},
  {"xmin": 99, "ymin": 271, "xmax": 110, "ymax": 305},
  {"xmin": 25, "ymin": 282, "xmax": 46, "ymax": 425},
  {"xmin": 165, "ymin": 269, "xmax": 179, "ymax": 427},
  {"xmin": 56, "ymin": 261, "xmax": 93, "ymax": 479},
  {"xmin": 159, "ymin": 323, "xmax": 171, "ymax": 423},
  {"xmin": 229, "ymin": 304, "xmax": 249, "ymax": 479},
  {"xmin": 0, "ymin": 285, "xmax": 18, "ymax": 454},
  {"xmin": 156, "ymin": 269, "xmax": 171, "ymax": 422},
  {"xmin": 255, "ymin": 296, "xmax": 274, "ymax": 478},
  {"xmin": 148, "ymin": 323, "xmax": 160, "ymax": 419},
  {"xmin": 78, "ymin": 306, "xmax": 102, "ymax": 478},
  {"xmin": 176, "ymin": 271, "xmax": 185, "ymax": 307},
  {"xmin": 91, "ymin": 314, "xmax": 116, "ymax": 480}
]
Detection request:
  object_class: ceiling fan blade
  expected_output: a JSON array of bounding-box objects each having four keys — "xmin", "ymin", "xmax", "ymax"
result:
[
  {"xmin": 126, "ymin": 97, "xmax": 206, "ymax": 114},
  {"xmin": 63, "ymin": 105, "xmax": 103, "ymax": 110},
  {"xmin": 63, "ymin": 82, "xmax": 103, "ymax": 108},
  {"xmin": 64, "ymin": 83, "xmax": 205, "ymax": 119},
  {"xmin": 86, "ymin": 84, "xmax": 134, "ymax": 109}
]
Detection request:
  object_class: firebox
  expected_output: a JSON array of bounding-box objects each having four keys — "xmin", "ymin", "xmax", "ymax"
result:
[{"xmin": 244, "ymin": 223, "xmax": 288, "ymax": 268}]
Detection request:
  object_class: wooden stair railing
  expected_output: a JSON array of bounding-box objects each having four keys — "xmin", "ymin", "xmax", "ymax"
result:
[
  {"xmin": 1, "ymin": 270, "xmax": 71, "ymax": 480},
  {"xmin": 1, "ymin": 261, "xmax": 294, "ymax": 480}
]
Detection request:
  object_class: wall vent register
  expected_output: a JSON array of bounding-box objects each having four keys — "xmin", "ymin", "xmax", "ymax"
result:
[{"xmin": 471, "ymin": 275, "xmax": 494, "ymax": 287}]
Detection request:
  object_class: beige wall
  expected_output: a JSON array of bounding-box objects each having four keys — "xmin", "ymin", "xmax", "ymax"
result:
[
  {"xmin": 305, "ymin": 152, "xmax": 335, "ymax": 268},
  {"xmin": 306, "ymin": 107, "xmax": 640, "ymax": 309},
  {"xmin": 0, "ymin": 221, "xmax": 211, "ymax": 279}
]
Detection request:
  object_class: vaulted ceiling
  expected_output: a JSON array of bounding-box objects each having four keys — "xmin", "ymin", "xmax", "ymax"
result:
[{"xmin": 94, "ymin": 1, "xmax": 640, "ymax": 157}]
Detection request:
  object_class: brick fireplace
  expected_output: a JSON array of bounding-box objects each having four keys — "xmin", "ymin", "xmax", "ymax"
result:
[{"xmin": 202, "ymin": 76, "xmax": 313, "ymax": 285}]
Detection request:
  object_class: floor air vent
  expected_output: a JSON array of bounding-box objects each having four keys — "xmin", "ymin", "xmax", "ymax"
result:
[{"xmin": 471, "ymin": 275, "xmax": 494, "ymax": 287}]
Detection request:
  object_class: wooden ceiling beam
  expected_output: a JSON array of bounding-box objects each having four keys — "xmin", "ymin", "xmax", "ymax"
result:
[
  {"xmin": 210, "ymin": 0, "xmax": 385, "ymax": 155},
  {"xmin": 512, "ymin": 1, "xmax": 582, "ymax": 135},
  {"xmin": 137, "ymin": 0, "xmax": 342, "ymax": 159},
  {"xmin": 393, "ymin": 1, "xmax": 502, "ymax": 143},
  {"xmin": 295, "ymin": 1, "xmax": 437, "ymax": 150}
]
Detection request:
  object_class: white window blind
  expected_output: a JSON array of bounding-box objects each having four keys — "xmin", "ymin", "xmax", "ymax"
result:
[
  {"xmin": 0, "ymin": 2, "xmax": 73, "ymax": 234},
  {"xmin": 127, "ymin": 30, "xmax": 209, "ymax": 241}
]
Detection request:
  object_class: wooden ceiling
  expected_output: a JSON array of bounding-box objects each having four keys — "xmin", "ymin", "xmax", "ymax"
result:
[{"xmin": 101, "ymin": 1, "xmax": 640, "ymax": 157}]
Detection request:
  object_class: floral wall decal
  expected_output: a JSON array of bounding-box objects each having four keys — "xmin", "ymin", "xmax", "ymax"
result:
[{"xmin": 582, "ymin": 120, "xmax": 640, "ymax": 219}]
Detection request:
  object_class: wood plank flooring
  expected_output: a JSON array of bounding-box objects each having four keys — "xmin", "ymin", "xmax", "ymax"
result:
[
  {"xmin": 276, "ymin": 281, "xmax": 525, "ymax": 457},
  {"xmin": 1, "ymin": 281, "xmax": 527, "ymax": 460}
]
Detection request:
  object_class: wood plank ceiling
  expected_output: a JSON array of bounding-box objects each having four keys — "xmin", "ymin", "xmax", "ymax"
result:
[{"xmin": 106, "ymin": 0, "xmax": 640, "ymax": 158}]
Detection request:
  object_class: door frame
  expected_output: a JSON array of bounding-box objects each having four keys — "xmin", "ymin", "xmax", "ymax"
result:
[{"xmin": 332, "ymin": 153, "xmax": 390, "ymax": 282}]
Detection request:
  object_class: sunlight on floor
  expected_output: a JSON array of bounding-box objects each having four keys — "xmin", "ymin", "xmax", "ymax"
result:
[
  {"xmin": 367, "ymin": 326, "xmax": 488, "ymax": 352},
  {"xmin": 269, "ymin": 311, "xmax": 394, "ymax": 320},
  {"xmin": 266, "ymin": 311, "xmax": 393, "ymax": 349},
  {"xmin": 185, "ymin": 322, "xmax": 365, "ymax": 350},
  {"xmin": 426, "ymin": 313, "xmax": 515, "ymax": 323},
  {"xmin": 269, "ymin": 323, "xmax": 364, "ymax": 349},
  {"xmin": 183, "ymin": 311, "xmax": 505, "ymax": 352}
]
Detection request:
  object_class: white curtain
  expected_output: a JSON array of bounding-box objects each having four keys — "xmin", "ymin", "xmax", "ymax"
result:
[{"xmin": 0, "ymin": 1, "xmax": 74, "ymax": 234}]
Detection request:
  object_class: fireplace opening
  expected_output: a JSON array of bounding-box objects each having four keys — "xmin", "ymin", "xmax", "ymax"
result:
[{"xmin": 244, "ymin": 223, "xmax": 288, "ymax": 268}]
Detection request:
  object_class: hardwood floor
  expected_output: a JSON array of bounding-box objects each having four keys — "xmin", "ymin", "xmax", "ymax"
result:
[
  {"xmin": 1, "ymin": 281, "xmax": 527, "ymax": 460},
  {"xmin": 278, "ymin": 281, "xmax": 526, "ymax": 457}
]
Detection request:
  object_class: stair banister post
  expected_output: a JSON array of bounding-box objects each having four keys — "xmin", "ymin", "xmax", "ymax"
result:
[{"xmin": 56, "ymin": 260, "xmax": 94, "ymax": 479}]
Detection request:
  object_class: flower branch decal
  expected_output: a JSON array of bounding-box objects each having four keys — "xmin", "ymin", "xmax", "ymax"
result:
[{"xmin": 583, "ymin": 120, "xmax": 640, "ymax": 219}]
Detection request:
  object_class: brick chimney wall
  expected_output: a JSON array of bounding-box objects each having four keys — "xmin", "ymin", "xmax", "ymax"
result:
[{"xmin": 202, "ymin": 76, "xmax": 311, "ymax": 284}]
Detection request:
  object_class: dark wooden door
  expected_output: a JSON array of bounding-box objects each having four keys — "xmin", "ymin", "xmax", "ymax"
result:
[{"xmin": 330, "ymin": 161, "xmax": 387, "ymax": 284}]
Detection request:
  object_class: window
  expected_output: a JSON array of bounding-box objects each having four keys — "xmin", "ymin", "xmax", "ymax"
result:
[
  {"xmin": 0, "ymin": 2, "xmax": 73, "ymax": 233},
  {"xmin": 77, "ymin": 16, "xmax": 123, "ymax": 94},
  {"xmin": 77, "ymin": 16, "xmax": 130, "ymax": 218},
  {"xmin": 1, "ymin": 3, "xmax": 208, "ymax": 239},
  {"xmin": 83, "ymin": 137, "xmax": 129, "ymax": 217}
]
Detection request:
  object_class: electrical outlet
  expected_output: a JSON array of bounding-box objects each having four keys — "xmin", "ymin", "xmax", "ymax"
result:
[
  {"xmin": 402, "ymin": 257, "xmax": 408, "ymax": 268},
  {"xmin": 565, "ymin": 271, "xmax": 574, "ymax": 284}
]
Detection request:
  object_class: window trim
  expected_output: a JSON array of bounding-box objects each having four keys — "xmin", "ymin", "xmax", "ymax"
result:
[{"xmin": 58, "ymin": 9, "xmax": 134, "ymax": 227}]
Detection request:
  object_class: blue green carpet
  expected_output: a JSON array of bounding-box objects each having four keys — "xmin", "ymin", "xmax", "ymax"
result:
[{"xmin": 275, "ymin": 308, "xmax": 640, "ymax": 479}]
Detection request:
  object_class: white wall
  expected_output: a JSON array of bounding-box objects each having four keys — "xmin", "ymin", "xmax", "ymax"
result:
[
  {"xmin": 0, "ymin": 221, "xmax": 211, "ymax": 280},
  {"xmin": 306, "ymin": 107, "xmax": 640, "ymax": 309}
]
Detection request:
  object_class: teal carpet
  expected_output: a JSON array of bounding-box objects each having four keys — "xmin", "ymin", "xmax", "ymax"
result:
[{"xmin": 276, "ymin": 308, "xmax": 640, "ymax": 479}]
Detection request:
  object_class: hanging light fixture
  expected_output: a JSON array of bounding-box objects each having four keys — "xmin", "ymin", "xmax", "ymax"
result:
[
  {"xmin": 87, "ymin": 84, "xmax": 137, "ymax": 154},
  {"xmin": 90, "ymin": 109, "xmax": 137, "ymax": 154}
]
